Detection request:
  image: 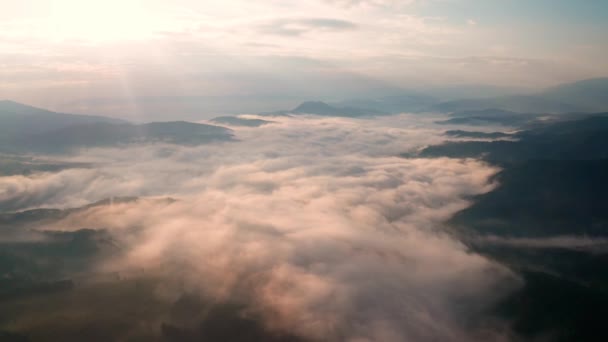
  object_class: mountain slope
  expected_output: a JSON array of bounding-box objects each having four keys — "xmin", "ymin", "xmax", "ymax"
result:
[
  {"xmin": 430, "ymin": 95, "xmax": 583, "ymax": 114},
  {"xmin": 0, "ymin": 100, "xmax": 125, "ymax": 132},
  {"xmin": 292, "ymin": 101, "xmax": 387, "ymax": 117},
  {"xmin": 14, "ymin": 121, "xmax": 233, "ymax": 153},
  {"xmin": 0, "ymin": 101, "xmax": 233, "ymax": 153},
  {"xmin": 428, "ymin": 78, "xmax": 608, "ymax": 114},
  {"xmin": 420, "ymin": 112, "xmax": 608, "ymax": 341},
  {"xmin": 540, "ymin": 77, "xmax": 608, "ymax": 111},
  {"xmin": 0, "ymin": 100, "xmax": 126, "ymax": 145},
  {"xmin": 333, "ymin": 93, "xmax": 438, "ymax": 114},
  {"xmin": 421, "ymin": 114, "xmax": 608, "ymax": 162},
  {"xmin": 435, "ymin": 108, "xmax": 545, "ymax": 126}
]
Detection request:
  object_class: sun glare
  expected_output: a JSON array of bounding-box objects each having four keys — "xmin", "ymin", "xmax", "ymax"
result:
[{"xmin": 49, "ymin": 0, "xmax": 159, "ymax": 42}]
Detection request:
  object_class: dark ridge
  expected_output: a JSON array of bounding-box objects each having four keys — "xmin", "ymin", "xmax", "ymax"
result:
[
  {"xmin": 419, "ymin": 112, "xmax": 608, "ymax": 340},
  {"xmin": 421, "ymin": 114, "xmax": 608, "ymax": 163},
  {"xmin": 444, "ymin": 130, "xmax": 513, "ymax": 139},
  {"xmin": 0, "ymin": 101, "xmax": 234, "ymax": 153}
]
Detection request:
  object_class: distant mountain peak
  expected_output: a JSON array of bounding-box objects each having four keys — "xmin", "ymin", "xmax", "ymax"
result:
[{"xmin": 286, "ymin": 100, "xmax": 387, "ymax": 117}]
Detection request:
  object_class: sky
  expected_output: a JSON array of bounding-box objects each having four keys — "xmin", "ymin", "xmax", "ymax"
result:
[{"xmin": 1, "ymin": 0, "xmax": 607, "ymax": 119}]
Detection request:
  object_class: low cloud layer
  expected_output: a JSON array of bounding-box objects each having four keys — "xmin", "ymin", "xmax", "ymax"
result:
[{"xmin": 0, "ymin": 115, "xmax": 520, "ymax": 341}]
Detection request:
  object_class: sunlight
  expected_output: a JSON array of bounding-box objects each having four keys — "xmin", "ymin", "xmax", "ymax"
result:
[{"xmin": 49, "ymin": 0, "xmax": 159, "ymax": 42}]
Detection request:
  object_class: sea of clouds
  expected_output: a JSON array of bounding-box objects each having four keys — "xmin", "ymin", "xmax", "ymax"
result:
[{"xmin": 0, "ymin": 114, "xmax": 521, "ymax": 341}]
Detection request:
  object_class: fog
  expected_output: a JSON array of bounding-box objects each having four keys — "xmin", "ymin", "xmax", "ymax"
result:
[{"xmin": 0, "ymin": 114, "xmax": 520, "ymax": 341}]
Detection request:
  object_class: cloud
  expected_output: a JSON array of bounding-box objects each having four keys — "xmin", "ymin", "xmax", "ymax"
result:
[
  {"xmin": 258, "ymin": 18, "xmax": 358, "ymax": 36},
  {"xmin": 0, "ymin": 115, "xmax": 521, "ymax": 340},
  {"xmin": 326, "ymin": 0, "xmax": 417, "ymax": 9},
  {"xmin": 2, "ymin": 0, "xmax": 608, "ymax": 111}
]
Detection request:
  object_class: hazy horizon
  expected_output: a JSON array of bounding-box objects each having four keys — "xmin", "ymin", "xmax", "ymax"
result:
[{"xmin": 2, "ymin": 0, "xmax": 608, "ymax": 120}]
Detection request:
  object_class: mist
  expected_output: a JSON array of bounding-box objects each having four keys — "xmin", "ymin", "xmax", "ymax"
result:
[{"xmin": 0, "ymin": 114, "xmax": 521, "ymax": 341}]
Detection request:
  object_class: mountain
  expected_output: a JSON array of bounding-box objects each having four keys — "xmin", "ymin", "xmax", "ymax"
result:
[
  {"xmin": 0, "ymin": 100, "xmax": 125, "ymax": 141},
  {"xmin": 255, "ymin": 78, "xmax": 608, "ymax": 117},
  {"xmin": 293, "ymin": 101, "xmax": 343, "ymax": 115},
  {"xmin": 261, "ymin": 101, "xmax": 387, "ymax": 117},
  {"xmin": 420, "ymin": 84, "xmax": 529, "ymax": 101},
  {"xmin": 13, "ymin": 121, "xmax": 233, "ymax": 153},
  {"xmin": 540, "ymin": 77, "xmax": 608, "ymax": 111},
  {"xmin": 0, "ymin": 101, "xmax": 233, "ymax": 153},
  {"xmin": 331, "ymin": 86, "xmax": 535, "ymax": 114},
  {"xmin": 444, "ymin": 130, "xmax": 513, "ymax": 139},
  {"xmin": 210, "ymin": 116, "xmax": 274, "ymax": 127},
  {"xmin": 0, "ymin": 100, "xmax": 122, "ymax": 121},
  {"xmin": 451, "ymin": 158, "xmax": 608, "ymax": 237},
  {"xmin": 332, "ymin": 93, "xmax": 438, "ymax": 114},
  {"xmin": 448, "ymin": 108, "xmax": 528, "ymax": 118},
  {"xmin": 430, "ymin": 95, "xmax": 583, "ymax": 114},
  {"xmin": 428, "ymin": 78, "xmax": 608, "ymax": 114},
  {"xmin": 292, "ymin": 101, "xmax": 387, "ymax": 117},
  {"xmin": 435, "ymin": 108, "xmax": 545, "ymax": 127},
  {"xmin": 421, "ymin": 114, "xmax": 608, "ymax": 162},
  {"xmin": 420, "ymin": 112, "xmax": 608, "ymax": 341},
  {"xmin": 435, "ymin": 108, "xmax": 601, "ymax": 128},
  {"xmin": 0, "ymin": 155, "xmax": 89, "ymax": 176}
]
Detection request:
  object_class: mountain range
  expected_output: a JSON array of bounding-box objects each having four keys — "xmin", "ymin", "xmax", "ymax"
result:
[
  {"xmin": 418, "ymin": 111, "xmax": 608, "ymax": 341},
  {"xmin": 4, "ymin": 77, "xmax": 607, "ymax": 132},
  {"xmin": 429, "ymin": 78, "xmax": 608, "ymax": 114},
  {"xmin": 0, "ymin": 101, "xmax": 233, "ymax": 153},
  {"xmin": 259, "ymin": 77, "xmax": 608, "ymax": 117}
]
